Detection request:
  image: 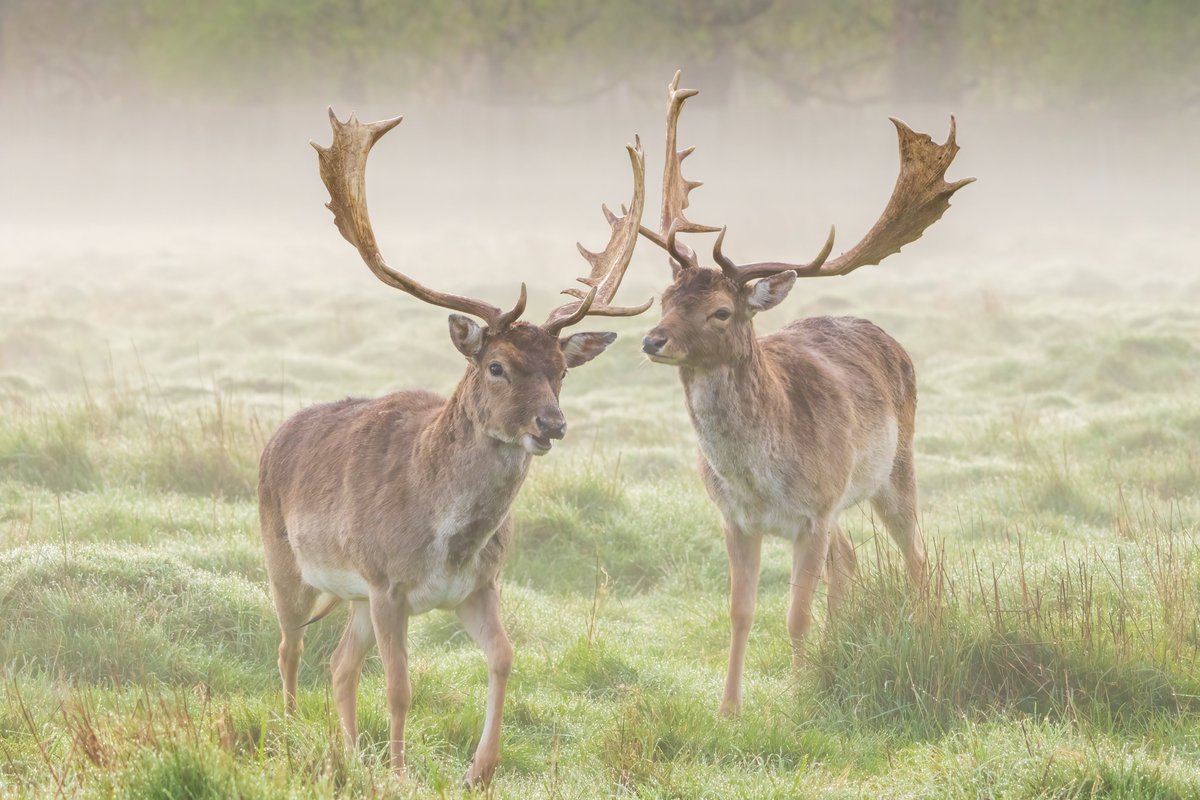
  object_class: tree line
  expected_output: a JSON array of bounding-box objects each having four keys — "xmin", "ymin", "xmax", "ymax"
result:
[{"xmin": 2, "ymin": 0, "xmax": 1197, "ymax": 109}]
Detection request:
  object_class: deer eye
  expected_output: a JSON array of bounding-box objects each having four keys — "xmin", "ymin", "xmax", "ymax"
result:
[
  {"xmin": 488, "ymin": 362, "xmax": 504, "ymax": 377},
  {"xmin": 713, "ymin": 308, "xmax": 732, "ymax": 321}
]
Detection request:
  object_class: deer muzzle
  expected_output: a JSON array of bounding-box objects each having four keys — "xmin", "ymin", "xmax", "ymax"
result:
[
  {"xmin": 642, "ymin": 332, "xmax": 668, "ymax": 355},
  {"xmin": 642, "ymin": 327, "xmax": 684, "ymax": 364},
  {"xmin": 522, "ymin": 408, "xmax": 567, "ymax": 456},
  {"xmin": 536, "ymin": 411, "xmax": 567, "ymax": 440}
]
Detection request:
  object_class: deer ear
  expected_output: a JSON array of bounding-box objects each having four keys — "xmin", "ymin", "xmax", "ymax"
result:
[
  {"xmin": 560, "ymin": 331, "xmax": 617, "ymax": 368},
  {"xmin": 448, "ymin": 314, "xmax": 484, "ymax": 358},
  {"xmin": 745, "ymin": 271, "xmax": 797, "ymax": 312}
]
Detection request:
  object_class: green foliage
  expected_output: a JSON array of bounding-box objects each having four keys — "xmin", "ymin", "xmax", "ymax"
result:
[
  {"xmin": 4, "ymin": 0, "xmax": 1198, "ymax": 107},
  {"xmin": 815, "ymin": 540, "xmax": 1200, "ymax": 732},
  {"xmin": 0, "ymin": 411, "xmax": 96, "ymax": 492},
  {"xmin": 0, "ymin": 392, "xmax": 260, "ymax": 500},
  {"xmin": 2, "ymin": 235, "xmax": 1200, "ymax": 796},
  {"xmin": 0, "ymin": 543, "xmax": 322, "ymax": 690},
  {"xmin": 120, "ymin": 745, "xmax": 261, "ymax": 800}
]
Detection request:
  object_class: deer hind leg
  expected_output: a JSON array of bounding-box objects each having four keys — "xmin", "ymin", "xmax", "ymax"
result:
[
  {"xmin": 871, "ymin": 448, "xmax": 928, "ymax": 588},
  {"xmin": 720, "ymin": 525, "xmax": 763, "ymax": 717},
  {"xmin": 273, "ymin": 589, "xmax": 318, "ymax": 714},
  {"xmin": 261, "ymin": 517, "xmax": 319, "ymax": 714},
  {"xmin": 458, "ymin": 585, "xmax": 513, "ymax": 788},
  {"xmin": 331, "ymin": 600, "xmax": 376, "ymax": 749},
  {"xmin": 825, "ymin": 525, "xmax": 858, "ymax": 621},
  {"xmin": 789, "ymin": 517, "xmax": 833, "ymax": 670}
]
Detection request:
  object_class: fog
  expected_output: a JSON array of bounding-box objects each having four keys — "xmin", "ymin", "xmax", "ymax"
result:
[
  {"xmin": 3, "ymin": 9, "xmax": 1200, "ymax": 795},
  {"xmin": 3, "ymin": 14, "xmax": 1198, "ymax": 318}
]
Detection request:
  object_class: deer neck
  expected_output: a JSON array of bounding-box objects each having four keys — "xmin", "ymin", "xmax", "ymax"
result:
[
  {"xmin": 417, "ymin": 371, "xmax": 533, "ymax": 520},
  {"xmin": 679, "ymin": 328, "xmax": 787, "ymax": 477}
]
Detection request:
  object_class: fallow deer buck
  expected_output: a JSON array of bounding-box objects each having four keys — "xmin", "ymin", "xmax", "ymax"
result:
[
  {"xmin": 639, "ymin": 73, "xmax": 974, "ymax": 715},
  {"xmin": 258, "ymin": 109, "xmax": 650, "ymax": 786}
]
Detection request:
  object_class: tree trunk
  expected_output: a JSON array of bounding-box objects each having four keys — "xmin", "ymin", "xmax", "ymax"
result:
[
  {"xmin": 0, "ymin": 8, "xmax": 7, "ymax": 101},
  {"xmin": 892, "ymin": 0, "xmax": 961, "ymax": 104},
  {"xmin": 339, "ymin": 0, "xmax": 368, "ymax": 101}
]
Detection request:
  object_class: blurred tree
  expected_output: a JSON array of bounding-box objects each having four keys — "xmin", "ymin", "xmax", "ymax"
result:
[
  {"xmin": 655, "ymin": 0, "xmax": 774, "ymax": 102},
  {"xmin": 3, "ymin": 0, "xmax": 127, "ymax": 101},
  {"xmin": 892, "ymin": 0, "xmax": 961, "ymax": 103},
  {"xmin": 2, "ymin": 0, "xmax": 1197, "ymax": 110},
  {"xmin": 456, "ymin": 0, "xmax": 601, "ymax": 101},
  {"xmin": 740, "ymin": 1, "xmax": 892, "ymax": 106},
  {"xmin": 0, "ymin": 3, "xmax": 7, "ymax": 98}
]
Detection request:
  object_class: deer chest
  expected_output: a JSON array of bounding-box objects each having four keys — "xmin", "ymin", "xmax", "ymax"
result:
[
  {"xmin": 404, "ymin": 511, "xmax": 504, "ymax": 614},
  {"xmin": 699, "ymin": 448, "xmax": 813, "ymax": 541}
]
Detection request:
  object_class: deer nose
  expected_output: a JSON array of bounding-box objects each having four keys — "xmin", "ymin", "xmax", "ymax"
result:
[
  {"xmin": 642, "ymin": 333, "xmax": 668, "ymax": 354},
  {"xmin": 536, "ymin": 412, "xmax": 567, "ymax": 440}
]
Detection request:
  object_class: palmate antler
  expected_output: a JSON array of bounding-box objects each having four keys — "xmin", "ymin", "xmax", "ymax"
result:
[
  {"xmin": 641, "ymin": 72, "xmax": 975, "ymax": 287},
  {"xmin": 315, "ymin": 108, "xmax": 649, "ymax": 337},
  {"xmin": 313, "ymin": 109, "xmax": 528, "ymax": 330},
  {"xmin": 712, "ymin": 116, "xmax": 975, "ymax": 285},
  {"xmin": 543, "ymin": 137, "xmax": 653, "ymax": 335}
]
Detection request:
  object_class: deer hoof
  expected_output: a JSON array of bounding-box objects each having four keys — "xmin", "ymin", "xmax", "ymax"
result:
[{"xmin": 463, "ymin": 760, "xmax": 497, "ymax": 790}]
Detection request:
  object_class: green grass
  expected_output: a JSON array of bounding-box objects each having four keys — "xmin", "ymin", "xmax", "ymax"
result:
[{"xmin": 2, "ymin": 245, "xmax": 1199, "ymax": 798}]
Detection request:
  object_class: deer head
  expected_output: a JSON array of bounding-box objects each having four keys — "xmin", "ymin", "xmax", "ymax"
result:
[
  {"xmin": 639, "ymin": 72, "xmax": 974, "ymax": 370},
  {"xmin": 313, "ymin": 110, "xmax": 651, "ymax": 454}
]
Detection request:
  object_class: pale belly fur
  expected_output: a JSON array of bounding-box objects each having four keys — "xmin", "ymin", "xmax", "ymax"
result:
[
  {"xmin": 714, "ymin": 417, "xmax": 899, "ymax": 541},
  {"xmin": 289, "ymin": 511, "xmax": 484, "ymax": 615},
  {"xmin": 296, "ymin": 559, "xmax": 480, "ymax": 615},
  {"xmin": 835, "ymin": 416, "xmax": 899, "ymax": 513},
  {"xmin": 299, "ymin": 564, "xmax": 371, "ymax": 600}
]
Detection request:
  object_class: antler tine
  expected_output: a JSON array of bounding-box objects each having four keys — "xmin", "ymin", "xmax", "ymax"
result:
[
  {"xmin": 543, "ymin": 136, "xmax": 653, "ymax": 333},
  {"xmin": 713, "ymin": 224, "xmax": 837, "ymax": 285},
  {"xmin": 637, "ymin": 222, "xmax": 699, "ymax": 271},
  {"xmin": 543, "ymin": 286, "xmax": 597, "ymax": 336},
  {"xmin": 665, "ymin": 220, "xmax": 698, "ymax": 269},
  {"xmin": 313, "ymin": 107, "xmax": 525, "ymax": 330},
  {"xmin": 494, "ymin": 282, "xmax": 528, "ymax": 330}
]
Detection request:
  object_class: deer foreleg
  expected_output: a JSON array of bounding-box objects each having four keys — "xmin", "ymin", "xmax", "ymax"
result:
[
  {"xmin": 369, "ymin": 587, "xmax": 412, "ymax": 775},
  {"xmin": 457, "ymin": 585, "xmax": 513, "ymax": 788},
  {"xmin": 721, "ymin": 525, "xmax": 763, "ymax": 716}
]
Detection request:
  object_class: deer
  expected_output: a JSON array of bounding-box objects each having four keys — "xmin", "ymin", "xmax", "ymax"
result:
[
  {"xmin": 637, "ymin": 72, "xmax": 974, "ymax": 716},
  {"xmin": 258, "ymin": 108, "xmax": 651, "ymax": 787}
]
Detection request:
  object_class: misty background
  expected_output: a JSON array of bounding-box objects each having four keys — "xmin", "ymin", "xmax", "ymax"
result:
[
  {"xmin": 1, "ymin": 1, "xmax": 1198, "ymax": 342},
  {"xmin": 3, "ymin": 8, "xmax": 1200, "ymax": 795}
]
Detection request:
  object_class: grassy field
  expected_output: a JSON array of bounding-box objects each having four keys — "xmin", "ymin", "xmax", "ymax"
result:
[{"xmin": 1, "ymin": 223, "xmax": 1199, "ymax": 798}]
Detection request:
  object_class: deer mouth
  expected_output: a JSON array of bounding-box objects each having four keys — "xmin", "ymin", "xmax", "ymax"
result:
[
  {"xmin": 522, "ymin": 433, "xmax": 554, "ymax": 456},
  {"xmin": 646, "ymin": 352, "xmax": 684, "ymax": 365}
]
